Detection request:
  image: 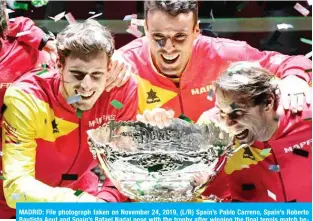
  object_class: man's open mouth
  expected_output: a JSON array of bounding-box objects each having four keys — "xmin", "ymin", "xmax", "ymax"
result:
[
  {"xmin": 235, "ymin": 129, "xmax": 249, "ymax": 140},
  {"xmin": 75, "ymin": 90, "xmax": 95, "ymax": 100},
  {"xmin": 161, "ymin": 54, "xmax": 179, "ymax": 64}
]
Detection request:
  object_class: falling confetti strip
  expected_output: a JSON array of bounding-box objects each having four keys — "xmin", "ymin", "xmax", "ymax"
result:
[
  {"xmin": 12, "ymin": 193, "xmax": 21, "ymax": 200},
  {"xmin": 236, "ymin": 2, "xmax": 248, "ymax": 12},
  {"xmin": 241, "ymin": 183, "xmax": 255, "ymax": 191},
  {"xmin": 178, "ymin": 114, "xmax": 193, "ymax": 123},
  {"xmin": 300, "ymin": 38, "xmax": 312, "ymax": 45},
  {"xmin": 277, "ymin": 23, "xmax": 294, "ymax": 30},
  {"xmin": 269, "ymin": 164, "xmax": 280, "ymax": 172},
  {"xmin": 65, "ymin": 12, "xmax": 77, "ymax": 24},
  {"xmin": 74, "ymin": 189, "xmax": 83, "ymax": 197},
  {"xmin": 207, "ymin": 88, "xmax": 214, "ymax": 101},
  {"xmin": 36, "ymin": 69, "xmax": 48, "ymax": 76},
  {"xmin": 110, "ymin": 99, "xmax": 124, "ymax": 110},
  {"xmin": 123, "ymin": 14, "xmax": 137, "ymax": 21},
  {"xmin": 31, "ymin": 0, "xmax": 49, "ymax": 8},
  {"xmin": 230, "ymin": 102, "xmax": 237, "ymax": 110},
  {"xmin": 293, "ymin": 148, "xmax": 309, "ymax": 157},
  {"xmin": 67, "ymin": 94, "xmax": 81, "ymax": 105},
  {"xmin": 126, "ymin": 25, "xmax": 143, "ymax": 38},
  {"xmin": 131, "ymin": 19, "xmax": 145, "ymax": 27},
  {"xmin": 305, "ymin": 51, "xmax": 312, "ymax": 59},
  {"xmin": 260, "ymin": 148, "xmax": 271, "ymax": 156},
  {"xmin": 76, "ymin": 109, "xmax": 83, "ymax": 118},
  {"xmin": 210, "ymin": 9, "xmax": 215, "ymax": 22},
  {"xmin": 6, "ymin": 9, "xmax": 15, "ymax": 14},
  {"xmin": 87, "ymin": 13, "xmax": 103, "ymax": 20},
  {"xmin": 13, "ymin": 2, "xmax": 28, "ymax": 10},
  {"xmin": 62, "ymin": 174, "xmax": 78, "ymax": 180},
  {"xmin": 16, "ymin": 30, "xmax": 32, "ymax": 37},
  {"xmin": 49, "ymin": 12, "xmax": 66, "ymax": 22},
  {"xmin": 0, "ymin": 175, "xmax": 6, "ymax": 180},
  {"xmin": 267, "ymin": 189, "xmax": 277, "ymax": 201},
  {"xmin": 156, "ymin": 39, "xmax": 166, "ymax": 48},
  {"xmin": 294, "ymin": 3, "xmax": 310, "ymax": 16},
  {"xmin": 89, "ymin": 11, "xmax": 96, "ymax": 15}
]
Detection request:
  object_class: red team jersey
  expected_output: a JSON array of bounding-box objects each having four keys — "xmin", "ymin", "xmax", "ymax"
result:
[{"xmin": 0, "ymin": 71, "xmax": 137, "ymax": 218}]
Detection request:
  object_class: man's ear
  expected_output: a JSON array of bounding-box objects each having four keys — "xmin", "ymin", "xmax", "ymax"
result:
[
  {"xmin": 264, "ymin": 93, "xmax": 275, "ymax": 112},
  {"xmin": 193, "ymin": 21, "xmax": 200, "ymax": 39}
]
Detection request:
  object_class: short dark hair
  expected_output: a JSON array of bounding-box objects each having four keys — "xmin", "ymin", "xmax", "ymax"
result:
[
  {"xmin": 214, "ymin": 62, "xmax": 279, "ymax": 108},
  {"xmin": 56, "ymin": 19, "xmax": 114, "ymax": 65},
  {"xmin": 0, "ymin": 0, "xmax": 8, "ymax": 38},
  {"xmin": 144, "ymin": 0, "xmax": 198, "ymax": 27}
]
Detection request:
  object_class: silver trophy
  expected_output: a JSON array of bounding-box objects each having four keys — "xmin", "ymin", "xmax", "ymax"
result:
[{"xmin": 87, "ymin": 119, "xmax": 233, "ymax": 202}]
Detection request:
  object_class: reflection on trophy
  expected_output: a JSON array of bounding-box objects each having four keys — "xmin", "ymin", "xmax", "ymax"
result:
[{"xmin": 87, "ymin": 119, "xmax": 234, "ymax": 202}]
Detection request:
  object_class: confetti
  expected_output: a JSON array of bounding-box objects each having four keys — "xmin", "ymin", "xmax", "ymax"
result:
[
  {"xmin": 13, "ymin": 2, "xmax": 28, "ymax": 10},
  {"xmin": 305, "ymin": 51, "xmax": 312, "ymax": 59},
  {"xmin": 178, "ymin": 114, "xmax": 193, "ymax": 123},
  {"xmin": 76, "ymin": 109, "xmax": 83, "ymax": 118},
  {"xmin": 277, "ymin": 23, "xmax": 294, "ymax": 30},
  {"xmin": 12, "ymin": 193, "xmax": 21, "ymax": 200},
  {"xmin": 294, "ymin": 3, "xmax": 310, "ymax": 16},
  {"xmin": 269, "ymin": 164, "xmax": 280, "ymax": 172},
  {"xmin": 260, "ymin": 148, "xmax": 271, "ymax": 156},
  {"xmin": 236, "ymin": 2, "xmax": 248, "ymax": 12},
  {"xmin": 74, "ymin": 189, "xmax": 83, "ymax": 197},
  {"xmin": 36, "ymin": 69, "xmax": 48, "ymax": 76},
  {"xmin": 6, "ymin": 9, "xmax": 15, "ymax": 14},
  {"xmin": 65, "ymin": 12, "xmax": 77, "ymax": 24},
  {"xmin": 300, "ymin": 38, "xmax": 312, "ymax": 45},
  {"xmin": 48, "ymin": 12, "xmax": 66, "ymax": 22},
  {"xmin": 0, "ymin": 175, "xmax": 6, "ymax": 180},
  {"xmin": 31, "ymin": 0, "xmax": 48, "ymax": 8},
  {"xmin": 16, "ymin": 30, "xmax": 32, "ymax": 37},
  {"xmin": 0, "ymin": 151, "xmax": 3, "ymax": 157},
  {"xmin": 267, "ymin": 189, "xmax": 277, "ymax": 201},
  {"xmin": 126, "ymin": 25, "xmax": 143, "ymax": 38},
  {"xmin": 89, "ymin": 11, "xmax": 96, "ymax": 15},
  {"xmin": 123, "ymin": 14, "xmax": 137, "ymax": 21},
  {"xmin": 241, "ymin": 183, "xmax": 255, "ymax": 191},
  {"xmin": 67, "ymin": 94, "xmax": 81, "ymax": 105},
  {"xmin": 131, "ymin": 19, "xmax": 145, "ymax": 27},
  {"xmin": 136, "ymin": 189, "xmax": 145, "ymax": 196},
  {"xmin": 210, "ymin": 9, "xmax": 215, "ymax": 22},
  {"xmin": 293, "ymin": 148, "xmax": 309, "ymax": 157},
  {"xmin": 87, "ymin": 13, "xmax": 103, "ymax": 20},
  {"xmin": 230, "ymin": 102, "xmax": 237, "ymax": 110},
  {"xmin": 62, "ymin": 174, "xmax": 78, "ymax": 180},
  {"xmin": 1, "ymin": 104, "xmax": 7, "ymax": 115},
  {"xmin": 110, "ymin": 99, "xmax": 124, "ymax": 110},
  {"xmin": 156, "ymin": 39, "xmax": 166, "ymax": 48}
]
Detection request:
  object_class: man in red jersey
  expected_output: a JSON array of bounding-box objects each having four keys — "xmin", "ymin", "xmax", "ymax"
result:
[
  {"xmin": 0, "ymin": 19, "xmax": 137, "ymax": 218},
  {"xmin": 118, "ymin": 0, "xmax": 311, "ymax": 201},
  {"xmin": 199, "ymin": 62, "xmax": 311, "ymax": 202}
]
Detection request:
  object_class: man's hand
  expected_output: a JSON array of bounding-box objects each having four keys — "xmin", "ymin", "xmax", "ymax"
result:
[
  {"xmin": 136, "ymin": 108, "xmax": 175, "ymax": 129},
  {"xmin": 279, "ymin": 75, "xmax": 311, "ymax": 113},
  {"xmin": 106, "ymin": 54, "xmax": 131, "ymax": 92},
  {"xmin": 42, "ymin": 40, "xmax": 57, "ymax": 66}
]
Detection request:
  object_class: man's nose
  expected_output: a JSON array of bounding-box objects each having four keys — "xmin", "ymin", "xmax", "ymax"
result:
[
  {"xmin": 163, "ymin": 38, "xmax": 175, "ymax": 51},
  {"xmin": 80, "ymin": 75, "xmax": 92, "ymax": 90}
]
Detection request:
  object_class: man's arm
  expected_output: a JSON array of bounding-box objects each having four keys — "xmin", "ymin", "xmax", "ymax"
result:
[
  {"xmin": 2, "ymin": 87, "xmax": 100, "ymax": 208},
  {"xmin": 7, "ymin": 17, "xmax": 50, "ymax": 50}
]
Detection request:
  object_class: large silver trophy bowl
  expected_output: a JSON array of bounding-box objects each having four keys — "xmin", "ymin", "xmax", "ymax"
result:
[{"xmin": 87, "ymin": 119, "xmax": 233, "ymax": 202}]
